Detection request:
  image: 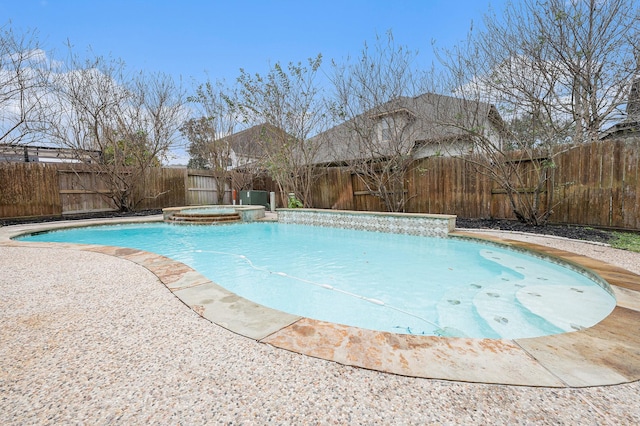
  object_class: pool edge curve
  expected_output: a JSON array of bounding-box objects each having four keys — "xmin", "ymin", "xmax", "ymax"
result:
[{"xmin": 2, "ymin": 217, "xmax": 640, "ymax": 388}]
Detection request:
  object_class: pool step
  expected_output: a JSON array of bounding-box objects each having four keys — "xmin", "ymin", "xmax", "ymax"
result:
[{"xmin": 165, "ymin": 212, "xmax": 242, "ymax": 225}]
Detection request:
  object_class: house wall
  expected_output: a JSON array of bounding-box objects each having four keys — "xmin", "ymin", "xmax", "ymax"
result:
[{"xmin": 412, "ymin": 140, "xmax": 474, "ymax": 159}]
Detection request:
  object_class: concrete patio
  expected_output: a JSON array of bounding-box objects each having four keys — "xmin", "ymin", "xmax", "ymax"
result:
[{"xmin": 1, "ymin": 216, "xmax": 639, "ymax": 424}]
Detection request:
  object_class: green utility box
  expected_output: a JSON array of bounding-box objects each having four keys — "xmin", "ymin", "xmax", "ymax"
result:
[{"xmin": 239, "ymin": 190, "xmax": 269, "ymax": 208}]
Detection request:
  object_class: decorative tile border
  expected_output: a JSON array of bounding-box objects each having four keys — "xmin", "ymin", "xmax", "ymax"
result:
[{"xmin": 277, "ymin": 208, "xmax": 456, "ymax": 237}]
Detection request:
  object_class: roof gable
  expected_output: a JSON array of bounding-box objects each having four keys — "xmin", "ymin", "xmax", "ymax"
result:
[
  {"xmin": 219, "ymin": 123, "xmax": 289, "ymax": 159},
  {"xmin": 310, "ymin": 92, "xmax": 502, "ymax": 164}
]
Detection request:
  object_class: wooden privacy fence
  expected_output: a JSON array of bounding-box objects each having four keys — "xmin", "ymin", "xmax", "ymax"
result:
[
  {"xmin": 0, "ymin": 162, "xmax": 60, "ymax": 218},
  {"xmin": 186, "ymin": 171, "xmax": 231, "ymax": 205},
  {"xmin": 297, "ymin": 138, "xmax": 640, "ymax": 230},
  {"xmin": 0, "ymin": 164, "xmax": 235, "ymax": 219},
  {"xmin": 58, "ymin": 168, "xmax": 123, "ymax": 214},
  {"xmin": 2, "ymin": 138, "xmax": 639, "ymax": 230}
]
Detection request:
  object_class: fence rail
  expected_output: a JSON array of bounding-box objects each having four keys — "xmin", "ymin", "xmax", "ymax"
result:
[
  {"xmin": 2, "ymin": 138, "xmax": 639, "ymax": 231},
  {"xmin": 0, "ymin": 164, "xmax": 232, "ymax": 219},
  {"xmin": 255, "ymin": 138, "xmax": 640, "ymax": 231}
]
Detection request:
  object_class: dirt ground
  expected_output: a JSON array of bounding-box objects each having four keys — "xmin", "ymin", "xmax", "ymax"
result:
[{"xmin": 455, "ymin": 217, "xmax": 614, "ymax": 243}]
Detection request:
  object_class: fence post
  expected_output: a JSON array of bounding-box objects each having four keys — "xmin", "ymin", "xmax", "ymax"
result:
[{"xmin": 184, "ymin": 168, "xmax": 190, "ymax": 206}]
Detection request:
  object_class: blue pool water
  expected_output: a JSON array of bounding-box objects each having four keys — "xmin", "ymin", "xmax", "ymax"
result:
[{"xmin": 18, "ymin": 222, "xmax": 616, "ymax": 339}]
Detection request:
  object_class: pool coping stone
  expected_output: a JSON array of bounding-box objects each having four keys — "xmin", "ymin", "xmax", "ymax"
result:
[{"xmin": 2, "ymin": 216, "xmax": 640, "ymax": 387}]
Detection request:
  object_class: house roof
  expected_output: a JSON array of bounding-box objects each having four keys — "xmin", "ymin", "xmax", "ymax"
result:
[
  {"xmin": 219, "ymin": 123, "xmax": 288, "ymax": 160},
  {"xmin": 0, "ymin": 143, "xmax": 101, "ymax": 163},
  {"xmin": 599, "ymin": 63, "xmax": 640, "ymax": 140},
  {"xmin": 310, "ymin": 92, "xmax": 504, "ymax": 164}
]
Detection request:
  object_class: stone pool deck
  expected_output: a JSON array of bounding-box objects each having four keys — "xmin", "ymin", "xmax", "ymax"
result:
[{"xmin": 2, "ymin": 216, "xmax": 640, "ymax": 423}]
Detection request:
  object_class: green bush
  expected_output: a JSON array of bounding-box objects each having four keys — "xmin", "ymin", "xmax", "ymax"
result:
[{"xmin": 610, "ymin": 232, "xmax": 640, "ymax": 253}]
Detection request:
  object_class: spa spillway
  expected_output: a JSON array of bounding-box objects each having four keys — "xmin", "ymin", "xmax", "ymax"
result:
[{"xmin": 162, "ymin": 205, "xmax": 266, "ymax": 225}]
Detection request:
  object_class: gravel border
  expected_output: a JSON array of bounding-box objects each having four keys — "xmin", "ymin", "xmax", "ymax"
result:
[{"xmin": 1, "ymin": 225, "xmax": 640, "ymax": 424}]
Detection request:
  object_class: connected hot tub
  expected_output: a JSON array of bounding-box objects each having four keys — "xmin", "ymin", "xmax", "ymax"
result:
[{"xmin": 162, "ymin": 205, "xmax": 266, "ymax": 225}]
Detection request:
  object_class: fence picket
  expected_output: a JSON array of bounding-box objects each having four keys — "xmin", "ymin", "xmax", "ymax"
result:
[{"xmin": 2, "ymin": 138, "xmax": 639, "ymax": 230}]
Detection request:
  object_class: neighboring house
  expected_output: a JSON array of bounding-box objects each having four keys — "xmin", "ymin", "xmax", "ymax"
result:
[
  {"xmin": 0, "ymin": 144, "xmax": 101, "ymax": 163},
  {"xmin": 218, "ymin": 123, "xmax": 290, "ymax": 170},
  {"xmin": 600, "ymin": 63, "xmax": 640, "ymax": 140},
  {"xmin": 310, "ymin": 92, "xmax": 507, "ymax": 165}
]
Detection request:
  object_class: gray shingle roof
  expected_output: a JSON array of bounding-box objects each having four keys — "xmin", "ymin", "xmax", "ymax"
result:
[
  {"xmin": 310, "ymin": 92, "xmax": 502, "ymax": 164},
  {"xmin": 219, "ymin": 123, "xmax": 289, "ymax": 159}
]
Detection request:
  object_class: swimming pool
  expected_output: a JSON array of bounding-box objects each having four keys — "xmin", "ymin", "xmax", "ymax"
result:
[{"xmin": 18, "ymin": 221, "xmax": 616, "ymax": 339}]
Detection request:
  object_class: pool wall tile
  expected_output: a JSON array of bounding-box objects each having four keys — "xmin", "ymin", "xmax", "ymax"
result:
[{"xmin": 277, "ymin": 209, "xmax": 456, "ymax": 237}]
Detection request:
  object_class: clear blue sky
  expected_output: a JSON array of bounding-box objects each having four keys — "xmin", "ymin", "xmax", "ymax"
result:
[{"xmin": 2, "ymin": 0, "xmax": 508, "ymax": 86}]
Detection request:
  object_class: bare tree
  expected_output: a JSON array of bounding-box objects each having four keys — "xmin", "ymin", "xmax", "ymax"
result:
[
  {"xmin": 0, "ymin": 24, "xmax": 52, "ymax": 148},
  {"xmin": 47, "ymin": 53, "xmax": 186, "ymax": 211},
  {"xmin": 237, "ymin": 55, "xmax": 328, "ymax": 207},
  {"xmin": 531, "ymin": 0, "xmax": 634, "ymax": 140},
  {"xmin": 181, "ymin": 80, "xmax": 244, "ymax": 204},
  {"xmin": 329, "ymin": 32, "xmax": 425, "ymax": 212},
  {"xmin": 181, "ymin": 117, "xmax": 220, "ymax": 170},
  {"xmin": 433, "ymin": 0, "xmax": 639, "ymax": 224}
]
